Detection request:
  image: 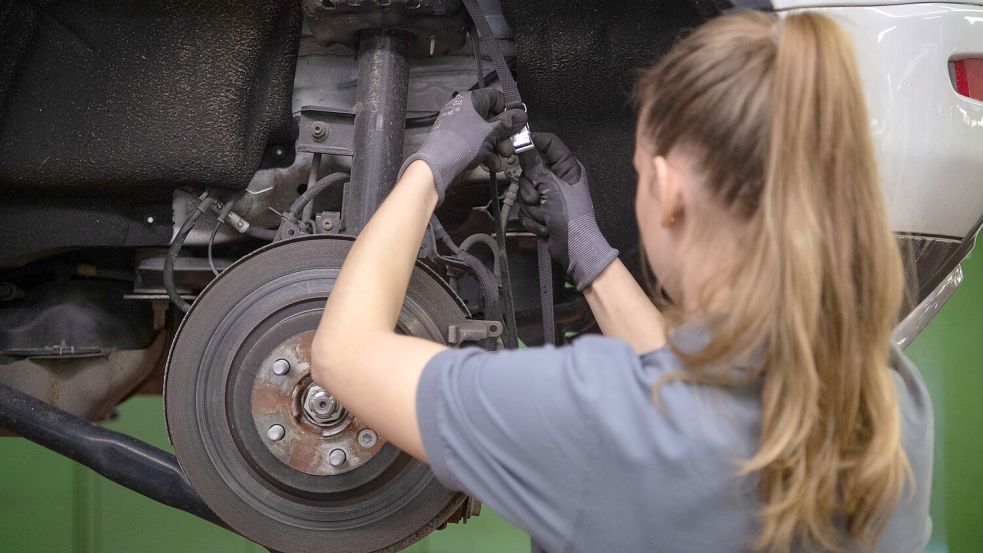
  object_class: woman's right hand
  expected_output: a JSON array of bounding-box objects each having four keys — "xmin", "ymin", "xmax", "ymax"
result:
[{"xmin": 517, "ymin": 133, "xmax": 619, "ymax": 291}]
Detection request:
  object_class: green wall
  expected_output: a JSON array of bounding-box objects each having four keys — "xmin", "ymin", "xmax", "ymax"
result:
[
  {"xmin": 908, "ymin": 250, "xmax": 983, "ymax": 553},
  {"xmin": 1, "ymin": 252, "xmax": 980, "ymax": 553}
]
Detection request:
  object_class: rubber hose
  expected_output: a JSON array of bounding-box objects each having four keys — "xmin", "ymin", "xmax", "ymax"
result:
[
  {"xmin": 244, "ymin": 224, "xmax": 276, "ymax": 241},
  {"xmin": 164, "ymin": 199, "xmax": 211, "ymax": 313},
  {"xmin": 459, "ymin": 233, "xmax": 501, "ymax": 278},
  {"xmin": 430, "ymin": 216, "xmax": 461, "ymax": 254},
  {"xmin": 457, "ymin": 250, "xmax": 503, "ymax": 343},
  {"xmin": 430, "ymin": 216, "xmax": 502, "ymax": 347},
  {"xmin": 208, "ymin": 199, "xmax": 237, "ymax": 276},
  {"xmin": 289, "ymin": 172, "xmax": 350, "ymax": 219}
]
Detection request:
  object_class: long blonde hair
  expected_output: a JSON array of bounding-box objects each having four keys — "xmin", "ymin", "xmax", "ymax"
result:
[{"xmin": 634, "ymin": 11, "xmax": 909, "ymax": 552}]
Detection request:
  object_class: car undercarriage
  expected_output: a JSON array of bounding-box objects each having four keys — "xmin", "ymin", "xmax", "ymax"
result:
[{"xmin": 0, "ymin": 1, "xmax": 977, "ymax": 551}]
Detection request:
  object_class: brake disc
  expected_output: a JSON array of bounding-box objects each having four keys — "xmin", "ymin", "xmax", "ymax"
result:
[{"xmin": 164, "ymin": 236, "xmax": 469, "ymax": 553}]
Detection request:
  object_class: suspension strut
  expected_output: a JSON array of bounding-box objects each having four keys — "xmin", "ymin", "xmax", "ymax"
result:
[{"xmin": 345, "ymin": 30, "xmax": 413, "ymax": 233}]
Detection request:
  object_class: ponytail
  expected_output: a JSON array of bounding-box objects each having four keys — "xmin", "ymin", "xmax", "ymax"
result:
[{"xmin": 635, "ymin": 11, "xmax": 909, "ymax": 552}]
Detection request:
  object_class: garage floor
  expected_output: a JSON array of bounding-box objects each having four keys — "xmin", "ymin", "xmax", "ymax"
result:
[{"xmin": 1, "ymin": 252, "xmax": 980, "ymax": 553}]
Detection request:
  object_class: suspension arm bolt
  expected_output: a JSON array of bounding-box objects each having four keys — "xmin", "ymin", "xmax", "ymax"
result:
[{"xmin": 311, "ymin": 122, "xmax": 328, "ymax": 142}]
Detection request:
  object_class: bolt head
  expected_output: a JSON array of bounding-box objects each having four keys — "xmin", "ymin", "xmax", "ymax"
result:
[
  {"xmin": 145, "ymin": 215, "xmax": 155, "ymax": 225},
  {"xmin": 310, "ymin": 390, "xmax": 336, "ymax": 416},
  {"xmin": 272, "ymin": 146, "xmax": 286, "ymax": 159},
  {"xmin": 358, "ymin": 429, "xmax": 378, "ymax": 449},
  {"xmin": 272, "ymin": 358, "xmax": 290, "ymax": 376},
  {"xmin": 328, "ymin": 448, "xmax": 347, "ymax": 467},
  {"xmin": 302, "ymin": 385, "xmax": 345, "ymax": 425},
  {"xmin": 311, "ymin": 122, "xmax": 328, "ymax": 142},
  {"xmin": 267, "ymin": 424, "xmax": 285, "ymax": 442},
  {"xmin": 321, "ymin": 219, "xmax": 334, "ymax": 231}
]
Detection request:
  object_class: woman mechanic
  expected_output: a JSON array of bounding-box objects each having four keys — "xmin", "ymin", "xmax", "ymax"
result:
[{"xmin": 311, "ymin": 10, "xmax": 933, "ymax": 553}]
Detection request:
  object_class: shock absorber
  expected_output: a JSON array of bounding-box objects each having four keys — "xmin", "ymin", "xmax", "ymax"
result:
[
  {"xmin": 300, "ymin": 0, "xmax": 470, "ymax": 233},
  {"xmin": 345, "ymin": 30, "xmax": 413, "ymax": 233}
]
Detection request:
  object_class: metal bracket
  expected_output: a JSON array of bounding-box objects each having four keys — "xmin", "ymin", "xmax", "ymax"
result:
[
  {"xmin": 447, "ymin": 320, "xmax": 503, "ymax": 346},
  {"xmin": 297, "ymin": 106, "xmax": 356, "ymax": 156},
  {"xmin": 274, "ymin": 216, "xmax": 311, "ymax": 241},
  {"xmin": 314, "ymin": 211, "xmax": 343, "ymax": 235}
]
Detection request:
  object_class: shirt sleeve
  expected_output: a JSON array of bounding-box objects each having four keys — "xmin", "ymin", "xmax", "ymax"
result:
[{"xmin": 416, "ymin": 337, "xmax": 635, "ymax": 551}]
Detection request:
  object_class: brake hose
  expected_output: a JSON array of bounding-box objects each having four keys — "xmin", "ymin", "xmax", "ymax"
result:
[
  {"xmin": 164, "ymin": 193, "xmax": 216, "ymax": 313},
  {"xmin": 431, "ymin": 216, "xmax": 504, "ymax": 348},
  {"xmin": 464, "ymin": 0, "xmax": 555, "ymax": 348},
  {"xmin": 459, "ymin": 233, "xmax": 501, "ymax": 278},
  {"xmin": 288, "ymin": 172, "xmax": 350, "ymax": 220},
  {"xmin": 207, "ymin": 199, "xmax": 237, "ymax": 277}
]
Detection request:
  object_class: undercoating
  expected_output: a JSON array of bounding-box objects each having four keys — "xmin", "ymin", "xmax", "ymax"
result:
[
  {"xmin": 501, "ymin": 0, "xmax": 707, "ymax": 274},
  {"xmin": 0, "ymin": 0, "xmax": 302, "ymax": 197}
]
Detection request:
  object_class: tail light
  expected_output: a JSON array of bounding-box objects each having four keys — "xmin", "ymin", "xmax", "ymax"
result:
[{"xmin": 951, "ymin": 58, "xmax": 983, "ymax": 101}]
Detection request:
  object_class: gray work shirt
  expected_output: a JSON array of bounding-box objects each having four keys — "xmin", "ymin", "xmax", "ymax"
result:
[{"xmin": 416, "ymin": 327, "xmax": 933, "ymax": 553}]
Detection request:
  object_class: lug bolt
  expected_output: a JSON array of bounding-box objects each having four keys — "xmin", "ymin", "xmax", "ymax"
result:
[
  {"xmin": 328, "ymin": 448, "xmax": 347, "ymax": 467},
  {"xmin": 358, "ymin": 429, "xmax": 378, "ymax": 449},
  {"xmin": 267, "ymin": 424, "xmax": 285, "ymax": 442},
  {"xmin": 272, "ymin": 358, "xmax": 290, "ymax": 376}
]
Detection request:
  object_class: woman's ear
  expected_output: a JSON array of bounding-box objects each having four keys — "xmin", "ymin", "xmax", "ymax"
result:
[{"xmin": 652, "ymin": 156, "xmax": 683, "ymax": 228}]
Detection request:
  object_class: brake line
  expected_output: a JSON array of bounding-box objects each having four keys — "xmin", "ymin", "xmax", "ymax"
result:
[
  {"xmin": 430, "ymin": 215, "xmax": 504, "ymax": 350},
  {"xmin": 164, "ymin": 192, "xmax": 216, "ymax": 313},
  {"xmin": 487, "ymin": 170, "xmax": 519, "ymax": 348},
  {"xmin": 465, "ymin": 0, "xmax": 556, "ymax": 347}
]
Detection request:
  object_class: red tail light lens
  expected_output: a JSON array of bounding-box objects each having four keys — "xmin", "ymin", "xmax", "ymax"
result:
[{"xmin": 952, "ymin": 58, "xmax": 983, "ymax": 101}]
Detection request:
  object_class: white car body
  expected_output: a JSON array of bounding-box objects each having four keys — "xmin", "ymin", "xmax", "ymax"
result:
[
  {"xmin": 774, "ymin": 0, "xmax": 983, "ymax": 239},
  {"xmin": 767, "ymin": 0, "xmax": 983, "ymax": 342}
]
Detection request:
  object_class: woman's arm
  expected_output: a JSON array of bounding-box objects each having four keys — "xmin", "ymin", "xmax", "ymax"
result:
[
  {"xmin": 310, "ymin": 89, "xmax": 527, "ymax": 462},
  {"xmin": 518, "ymin": 133, "xmax": 666, "ymax": 353},
  {"xmin": 311, "ymin": 161, "xmax": 445, "ymax": 462},
  {"xmin": 582, "ymin": 260, "xmax": 666, "ymax": 353}
]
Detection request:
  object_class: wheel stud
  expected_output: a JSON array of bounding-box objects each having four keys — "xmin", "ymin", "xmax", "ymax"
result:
[
  {"xmin": 272, "ymin": 358, "xmax": 290, "ymax": 376},
  {"xmin": 328, "ymin": 448, "xmax": 347, "ymax": 467},
  {"xmin": 358, "ymin": 429, "xmax": 378, "ymax": 449},
  {"xmin": 267, "ymin": 424, "xmax": 285, "ymax": 442}
]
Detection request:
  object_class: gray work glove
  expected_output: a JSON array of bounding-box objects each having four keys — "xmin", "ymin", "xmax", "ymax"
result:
[
  {"xmin": 518, "ymin": 133, "xmax": 619, "ymax": 291},
  {"xmin": 400, "ymin": 88, "xmax": 528, "ymax": 204}
]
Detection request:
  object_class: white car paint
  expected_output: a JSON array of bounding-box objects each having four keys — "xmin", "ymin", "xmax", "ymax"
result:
[{"xmin": 775, "ymin": 2, "xmax": 983, "ymax": 238}]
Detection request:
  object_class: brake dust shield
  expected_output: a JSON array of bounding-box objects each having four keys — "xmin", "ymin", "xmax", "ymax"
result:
[{"xmin": 164, "ymin": 236, "xmax": 469, "ymax": 553}]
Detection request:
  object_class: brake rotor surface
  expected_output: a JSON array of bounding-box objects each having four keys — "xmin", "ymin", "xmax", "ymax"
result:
[{"xmin": 164, "ymin": 236, "xmax": 469, "ymax": 553}]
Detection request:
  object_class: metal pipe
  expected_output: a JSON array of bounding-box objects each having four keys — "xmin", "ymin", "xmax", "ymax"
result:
[
  {"xmin": 345, "ymin": 30, "xmax": 413, "ymax": 233},
  {"xmin": 0, "ymin": 383, "xmax": 226, "ymax": 529}
]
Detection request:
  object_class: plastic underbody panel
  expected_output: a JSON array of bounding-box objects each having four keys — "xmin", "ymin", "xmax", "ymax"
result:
[{"xmin": 0, "ymin": 0, "xmax": 301, "ymax": 198}]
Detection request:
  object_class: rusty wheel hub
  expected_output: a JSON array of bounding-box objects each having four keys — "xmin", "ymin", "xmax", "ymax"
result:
[{"xmin": 251, "ymin": 331, "xmax": 383, "ymax": 476}]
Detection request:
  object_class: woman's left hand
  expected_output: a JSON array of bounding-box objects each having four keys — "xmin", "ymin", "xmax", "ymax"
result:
[{"xmin": 399, "ymin": 88, "xmax": 528, "ymax": 204}]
